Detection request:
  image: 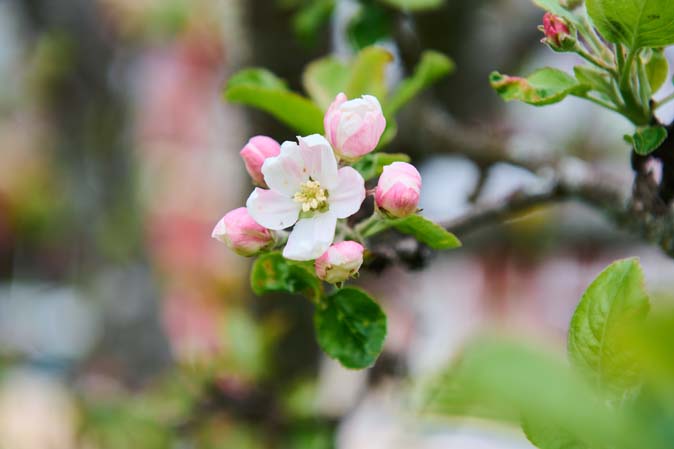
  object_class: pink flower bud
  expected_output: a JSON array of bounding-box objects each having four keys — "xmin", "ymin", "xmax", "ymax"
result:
[
  {"xmin": 212, "ymin": 207, "xmax": 273, "ymax": 256},
  {"xmin": 375, "ymin": 162, "xmax": 421, "ymax": 218},
  {"xmin": 324, "ymin": 93, "xmax": 386, "ymax": 162},
  {"xmin": 315, "ymin": 241, "xmax": 364, "ymax": 284},
  {"xmin": 542, "ymin": 13, "xmax": 574, "ymax": 51},
  {"xmin": 240, "ymin": 136, "xmax": 281, "ymax": 187}
]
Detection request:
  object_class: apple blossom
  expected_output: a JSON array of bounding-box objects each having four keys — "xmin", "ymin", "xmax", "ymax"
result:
[
  {"xmin": 375, "ymin": 162, "xmax": 421, "ymax": 218},
  {"xmin": 315, "ymin": 241, "xmax": 364, "ymax": 284},
  {"xmin": 246, "ymin": 134, "xmax": 366, "ymax": 261},
  {"xmin": 212, "ymin": 207, "xmax": 274, "ymax": 256},
  {"xmin": 324, "ymin": 93, "xmax": 387, "ymax": 162},
  {"xmin": 240, "ymin": 136, "xmax": 281, "ymax": 187}
]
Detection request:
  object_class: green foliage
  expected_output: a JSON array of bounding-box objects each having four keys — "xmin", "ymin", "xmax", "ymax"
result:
[
  {"xmin": 250, "ymin": 252, "xmax": 322, "ymax": 300},
  {"xmin": 420, "ymin": 339, "xmax": 633, "ymax": 449},
  {"xmin": 345, "ymin": 46, "xmax": 394, "ymax": 100},
  {"xmin": 303, "ymin": 57, "xmax": 351, "ymax": 110},
  {"xmin": 568, "ymin": 258, "xmax": 650, "ymax": 396},
  {"xmin": 352, "ymin": 152, "xmax": 411, "ymax": 180},
  {"xmin": 573, "ymin": 66, "xmax": 614, "ymax": 100},
  {"xmin": 314, "ymin": 287, "xmax": 387, "ymax": 369},
  {"xmin": 291, "ymin": 0, "xmax": 335, "ymax": 44},
  {"xmin": 643, "ymin": 49, "xmax": 669, "ymax": 94},
  {"xmin": 522, "ymin": 418, "xmax": 585, "ymax": 449},
  {"xmin": 625, "ymin": 126, "xmax": 668, "ymax": 155},
  {"xmin": 420, "ymin": 259, "xmax": 670, "ymax": 449},
  {"xmin": 228, "ymin": 46, "xmax": 452, "ymax": 140},
  {"xmin": 364, "ymin": 214, "xmax": 461, "ymax": 250},
  {"xmin": 393, "ymin": 215, "xmax": 462, "ymax": 250},
  {"xmin": 378, "ymin": 0, "xmax": 445, "ymax": 10},
  {"xmin": 490, "ymin": 68, "xmax": 583, "ymax": 106},
  {"xmin": 224, "ymin": 69, "xmax": 324, "ymax": 135},
  {"xmin": 386, "ymin": 50, "xmax": 455, "ymax": 117},
  {"xmin": 586, "ymin": 0, "xmax": 674, "ymax": 49}
]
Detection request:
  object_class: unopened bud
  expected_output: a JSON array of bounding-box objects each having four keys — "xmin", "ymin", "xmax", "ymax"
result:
[
  {"xmin": 540, "ymin": 13, "xmax": 576, "ymax": 52},
  {"xmin": 315, "ymin": 241, "xmax": 364, "ymax": 284},
  {"xmin": 212, "ymin": 207, "xmax": 274, "ymax": 256},
  {"xmin": 240, "ymin": 136, "xmax": 281, "ymax": 187},
  {"xmin": 375, "ymin": 162, "xmax": 421, "ymax": 218}
]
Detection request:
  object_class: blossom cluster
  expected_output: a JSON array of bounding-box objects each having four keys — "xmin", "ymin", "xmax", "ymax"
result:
[{"xmin": 213, "ymin": 93, "xmax": 422, "ymax": 284}]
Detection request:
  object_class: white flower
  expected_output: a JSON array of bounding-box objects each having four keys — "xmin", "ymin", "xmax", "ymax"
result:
[{"xmin": 246, "ymin": 134, "xmax": 366, "ymax": 261}]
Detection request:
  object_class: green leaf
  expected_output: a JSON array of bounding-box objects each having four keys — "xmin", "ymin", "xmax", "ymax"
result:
[
  {"xmin": 522, "ymin": 418, "xmax": 586, "ymax": 449},
  {"xmin": 644, "ymin": 49, "xmax": 669, "ymax": 94},
  {"xmin": 377, "ymin": 0, "xmax": 445, "ymax": 11},
  {"xmin": 573, "ymin": 66, "xmax": 614, "ymax": 100},
  {"xmin": 303, "ymin": 56, "xmax": 350, "ymax": 111},
  {"xmin": 627, "ymin": 126, "xmax": 668, "ymax": 155},
  {"xmin": 490, "ymin": 68, "xmax": 582, "ymax": 106},
  {"xmin": 250, "ymin": 252, "xmax": 322, "ymax": 300},
  {"xmin": 394, "ymin": 215, "xmax": 461, "ymax": 250},
  {"xmin": 364, "ymin": 215, "xmax": 461, "ymax": 250},
  {"xmin": 314, "ymin": 287, "xmax": 387, "ymax": 369},
  {"xmin": 586, "ymin": 0, "xmax": 674, "ymax": 49},
  {"xmin": 224, "ymin": 68, "xmax": 324, "ymax": 135},
  {"xmin": 568, "ymin": 258, "xmax": 650, "ymax": 396},
  {"xmin": 352, "ymin": 152, "xmax": 410, "ymax": 180},
  {"xmin": 345, "ymin": 46, "xmax": 394, "ymax": 100},
  {"xmin": 420, "ymin": 339, "xmax": 636, "ymax": 449},
  {"xmin": 386, "ymin": 50, "xmax": 455, "ymax": 117}
]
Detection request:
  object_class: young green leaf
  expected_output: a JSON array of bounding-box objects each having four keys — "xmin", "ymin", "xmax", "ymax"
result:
[
  {"xmin": 573, "ymin": 66, "xmax": 614, "ymax": 101},
  {"xmin": 586, "ymin": 0, "xmax": 674, "ymax": 49},
  {"xmin": 394, "ymin": 215, "xmax": 461, "ymax": 250},
  {"xmin": 419, "ymin": 339, "xmax": 637, "ymax": 449},
  {"xmin": 378, "ymin": 0, "xmax": 445, "ymax": 11},
  {"xmin": 568, "ymin": 258, "xmax": 650, "ymax": 396},
  {"xmin": 522, "ymin": 417, "xmax": 586, "ymax": 449},
  {"xmin": 363, "ymin": 215, "xmax": 461, "ymax": 250},
  {"xmin": 314, "ymin": 287, "xmax": 387, "ymax": 369},
  {"xmin": 490, "ymin": 68, "xmax": 583, "ymax": 106},
  {"xmin": 627, "ymin": 126, "xmax": 668, "ymax": 155},
  {"xmin": 250, "ymin": 252, "xmax": 322, "ymax": 300},
  {"xmin": 644, "ymin": 49, "xmax": 669, "ymax": 94},
  {"xmin": 224, "ymin": 68, "xmax": 324, "ymax": 135},
  {"xmin": 345, "ymin": 46, "xmax": 394, "ymax": 100},
  {"xmin": 386, "ymin": 50, "xmax": 455, "ymax": 117},
  {"xmin": 352, "ymin": 152, "xmax": 410, "ymax": 180},
  {"xmin": 302, "ymin": 56, "xmax": 350, "ymax": 111}
]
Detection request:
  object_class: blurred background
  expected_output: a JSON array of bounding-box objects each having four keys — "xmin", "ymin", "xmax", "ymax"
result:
[{"xmin": 2, "ymin": 0, "xmax": 674, "ymax": 448}]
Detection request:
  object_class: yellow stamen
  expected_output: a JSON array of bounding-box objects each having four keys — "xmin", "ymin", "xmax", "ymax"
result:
[{"xmin": 293, "ymin": 179, "xmax": 328, "ymax": 213}]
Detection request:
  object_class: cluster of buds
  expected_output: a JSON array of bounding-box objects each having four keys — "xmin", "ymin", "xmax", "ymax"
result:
[
  {"xmin": 540, "ymin": 12, "xmax": 576, "ymax": 52},
  {"xmin": 213, "ymin": 93, "xmax": 422, "ymax": 284}
]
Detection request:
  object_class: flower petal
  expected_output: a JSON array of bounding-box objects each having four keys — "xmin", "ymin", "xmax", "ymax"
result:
[
  {"xmin": 298, "ymin": 134, "xmax": 338, "ymax": 189},
  {"xmin": 329, "ymin": 167, "xmax": 366, "ymax": 219},
  {"xmin": 262, "ymin": 140, "xmax": 308, "ymax": 197},
  {"xmin": 246, "ymin": 188, "xmax": 300, "ymax": 230},
  {"xmin": 283, "ymin": 212, "xmax": 337, "ymax": 261}
]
